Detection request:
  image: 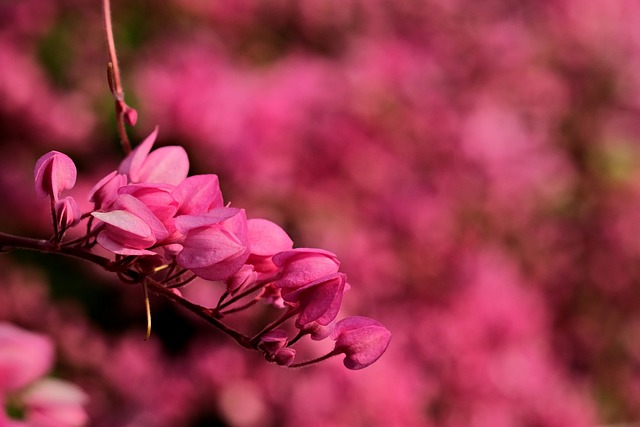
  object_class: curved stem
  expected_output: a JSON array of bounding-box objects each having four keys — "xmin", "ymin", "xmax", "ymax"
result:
[
  {"xmin": 102, "ymin": 0, "xmax": 131, "ymax": 153},
  {"xmin": 144, "ymin": 278, "xmax": 253, "ymax": 349},
  {"xmin": 216, "ymin": 275, "xmax": 279, "ymax": 311},
  {"xmin": 289, "ymin": 350, "xmax": 340, "ymax": 369},
  {"xmin": 0, "ymin": 232, "xmax": 114, "ymax": 270},
  {"xmin": 249, "ymin": 307, "xmax": 299, "ymax": 344},
  {"xmin": 0, "ymin": 231, "xmax": 254, "ymax": 350}
]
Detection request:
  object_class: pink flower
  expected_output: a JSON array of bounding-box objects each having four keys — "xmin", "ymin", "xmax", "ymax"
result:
[
  {"xmin": 330, "ymin": 316, "xmax": 391, "ymax": 370},
  {"xmin": 246, "ymin": 219, "xmax": 293, "ymax": 275},
  {"xmin": 272, "ymin": 248, "xmax": 340, "ymax": 288},
  {"xmin": 87, "ymin": 170, "xmax": 127, "ymax": 210},
  {"xmin": 247, "ymin": 219, "xmax": 294, "ymax": 257},
  {"xmin": 92, "ymin": 194, "xmax": 169, "ymax": 256},
  {"xmin": 34, "ymin": 151, "xmax": 77, "ymax": 200},
  {"xmin": 0, "ymin": 323, "xmax": 53, "ymax": 393},
  {"xmin": 172, "ymin": 174, "xmax": 224, "ymax": 216},
  {"xmin": 175, "ymin": 208, "xmax": 250, "ymax": 280},
  {"xmin": 282, "ymin": 272, "xmax": 347, "ymax": 326},
  {"xmin": 118, "ymin": 127, "xmax": 189, "ymax": 186},
  {"xmin": 21, "ymin": 379, "xmax": 88, "ymax": 427},
  {"xmin": 0, "ymin": 323, "xmax": 88, "ymax": 426},
  {"xmin": 117, "ymin": 184, "xmax": 179, "ymax": 237}
]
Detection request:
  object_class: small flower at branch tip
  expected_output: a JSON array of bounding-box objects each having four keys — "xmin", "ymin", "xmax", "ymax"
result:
[
  {"xmin": 116, "ymin": 99, "xmax": 138, "ymax": 127},
  {"xmin": 34, "ymin": 151, "xmax": 77, "ymax": 200},
  {"xmin": 330, "ymin": 316, "xmax": 392, "ymax": 370},
  {"xmin": 123, "ymin": 105, "xmax": 138, "ymax": 127}
]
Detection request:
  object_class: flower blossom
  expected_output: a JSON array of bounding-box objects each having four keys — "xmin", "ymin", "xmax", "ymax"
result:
[
  {"xmin": 0, "ymin": 322, "xmax": 88, "ymax": 426},
  {"xmin": 175, "ymin": 207, "xmax": 250, "ymax": 280},
  {"xmin": 330, "ymin": 316, "xmax": 392, "ymax": 370},
  {"xmin": 34, "ymin": 151, "xmax": 77, "ymax": 200},
  {"xmin": 30, "ymin": 127, "xmax": 391, "ymax": 372}
]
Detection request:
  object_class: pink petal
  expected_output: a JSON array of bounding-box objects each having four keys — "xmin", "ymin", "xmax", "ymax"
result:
[
  {"xmin": 95, "ymin": 233, "xmax": 158, "ymax": 256},
  {"xmin": 138, "ymin": 146, "xmax": 189, "ymax": 185},
  {"xmin": 175, "ymin": 208, "xmax": 241, "ymax": 234},
  {"xmin": 118, "ymin": 184, "xmax": 179, "ymax": 225},
  {"xmin": 118, "ymin": 126, "xmax": 158, "ymax": 181},
  {"xmin": 92, "ymin": 210, "xmax": 153, "ymax": 239},
  {"xmin": 88, "ymin": 170, "xmax": 127, "ymax": 209},
  {"xmin": 189, "ymin": 251, "xmax": 249, "ymax": 281},
  {"xmin": 173, "ymin": 174, "xmax": 224, "ymax": 215},
  {"xmin": 225, "ymin": 264, "xmax": 258, "ymax": 294},
  {"xmin": 283, "ymin": 273, "xmax": 346, "ymax": 326},
  {"xmin": 247, "ymin": 219, "xmax": 293, "ymax": 256},
  {"xmin": 177, "ymin": 227, "xmax": 245, "ymax": 269},
  {"xmin": 114, "ymin": 194, "xmax": 169, "ymax": 242},
  {"xmin": 272, "ymin": 249, "xmax": 340, "ymax": 288}
]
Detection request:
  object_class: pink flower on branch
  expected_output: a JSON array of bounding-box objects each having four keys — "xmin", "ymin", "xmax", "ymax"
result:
[
  {"xmin": 175, "ymin": 208, "xmax": 250, "ymax": 280},
  {"xmin": 330, "ymin": 316, "xmax": 392, "ymax": 370},
  {"xmin": 21, "ymin": 124, "xmax": 391, "ymax": 371},
  {"xmin": 118, "ymin": 126, "xmax": 189, "ymax": 186},
  {"xmin": 173, "ymin": 174, "xmax": 224, "ymax": 216},
  {"xmin": 92, "ymin": 193, "xmax": 170, "ymax": 256},
  {"xmin": 282, "ymin": 272, "xmax": 348, "ymax": 327},
  {"xmin": 272, "ymin": 248, "xmax": 340, "ymax": 288},
  {"xmin": 246, "ymin": 218, "xmax": 294, "ymax": 276},
  {"xmin": 34, "ymin": 151, "xmax": 77, "ymax": 201}
]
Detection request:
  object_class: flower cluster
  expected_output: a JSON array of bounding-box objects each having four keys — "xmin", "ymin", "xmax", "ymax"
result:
[
  {"xmin": 33, "ymin": 129, "xmax": 390, "ymax": 369},
  {"xmin": 0, "ymin": 322, "xmax": 87, "ymax": 427}
]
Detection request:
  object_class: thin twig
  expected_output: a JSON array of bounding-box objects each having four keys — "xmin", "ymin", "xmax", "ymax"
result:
[{"xmin": 102, "ymin": 0, "xmax": 132, "ymax": 153}]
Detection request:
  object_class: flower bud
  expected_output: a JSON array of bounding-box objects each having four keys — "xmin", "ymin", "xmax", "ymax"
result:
[
  {"xmin": 34, "ymin": 151, "xmax": 77, "ymax": 200},
  {"xmin": 55, "ymin": 196, "xmax": 81, "ymax": 229},
  {"xmin": 330, "ymin": 316, "xmax": 391, "ymax": 370}
]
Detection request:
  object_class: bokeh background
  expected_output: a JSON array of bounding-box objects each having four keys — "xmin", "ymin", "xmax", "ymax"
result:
[{"xmin": 3, "ymin": 0, "xmax": 640, "ymax": 425}]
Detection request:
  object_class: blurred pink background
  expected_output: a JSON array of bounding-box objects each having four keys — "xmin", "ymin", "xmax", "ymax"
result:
[{"xmin": 3, "ymin": 0, "xmax": 640, "ymax": 425}]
